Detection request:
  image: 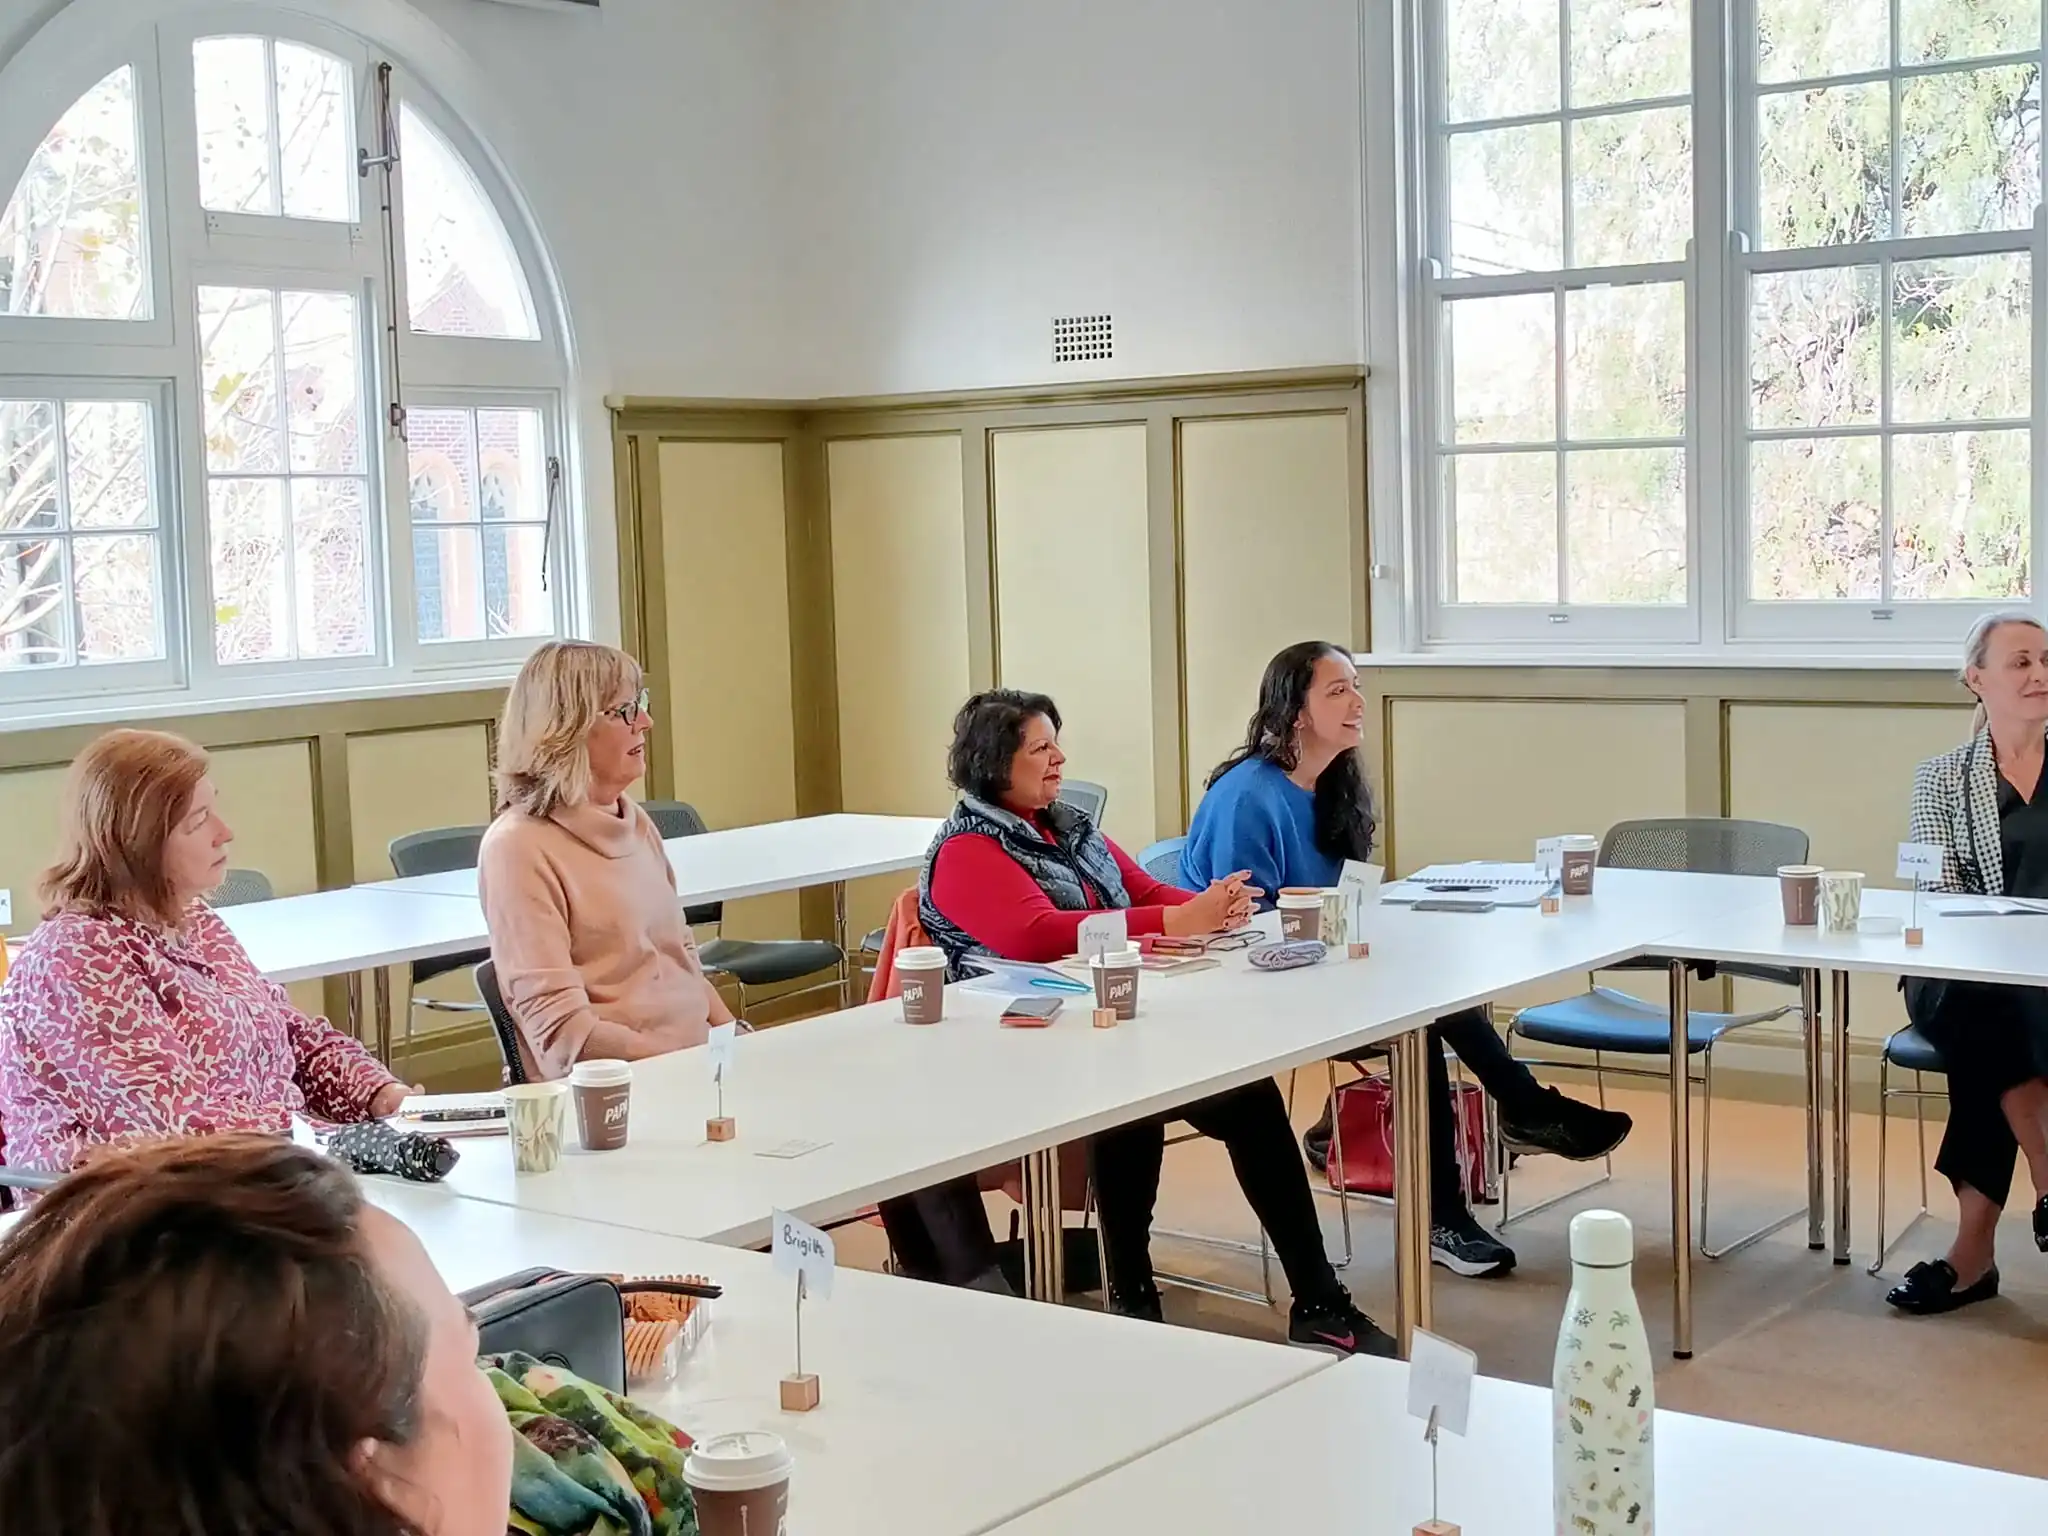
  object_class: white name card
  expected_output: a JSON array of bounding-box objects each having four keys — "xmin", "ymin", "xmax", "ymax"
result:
[
  {"xmin": 1339, "ymin": 859, "xmax": 1385, "ymax": 900},
  {"xmin": 1406, "ymin": 1327, "xmax": 1477, "ymax": 1438},
  {"xmin": 1897, "ymin": 842, "xmax": 1945, "ymax": 883},
  {"xmin": 1534, "ymin": 837, "xmax": 1563, "ymax": 877},
  {"xmin": 706, "ymin": 1021, "xmax": 737, "ymax": 1080},
  {"xmin": 771, "ymin": 1208, "xmax": 836, "ymax": 1299},
  {"xmin": 1077, "ymin": 911, "xmax": 1129, "ymax": 962}
]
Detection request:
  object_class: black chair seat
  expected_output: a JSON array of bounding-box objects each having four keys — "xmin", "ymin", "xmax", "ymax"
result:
[
  {"xmin": 858, "ymin": 927, "xmax": 886, "ymax": 954},
  {"xmin": 1884, "ymin": 1024, "xmax": 1946, "ymax": 1075},
  {"xmin": 416, "ymin": 947, "xmax": 489, "ymax": 987},
  {"xmin": 700, "ymin": 938, "xmax": 843, "ymax": 988},
  {"xmin": 1516, "ymin": 987, "xmax": 1786, "ymax": 1055}
]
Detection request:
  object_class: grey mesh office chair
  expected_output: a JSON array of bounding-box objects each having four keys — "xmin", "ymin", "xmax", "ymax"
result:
[
  {"xmin": 1508, "ymin": 817, "xmax": 1814, "ymax": 1258},
  {"xmin": 641, "ymin": 800, "xmax": 844, "ymax": 1016},
  {"xmin": 387, "ymin": 826, "xmax": 493, "ymax": 1044},
  {"xmin": 474, "ymin": 959, "xmax": 531, "ymax": 1086},
  {"xmin": 1869, "ymin": 1024, "xmax": 1948, "ymax": 1275},
  {"xmin": 207, "ymin": 868, "xmax": 275, "ymax": 908},
  {"xmin": 1057, "ymin": 780, "xmax": 1109, "ymax": 825},
  {"xmin": 1136, "ymin": 836, "xmax": 1188, "ymax": 887}
]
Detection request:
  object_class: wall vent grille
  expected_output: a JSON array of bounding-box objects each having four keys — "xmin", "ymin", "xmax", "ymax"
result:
[{"xmin": 1052, "ymin": 313, "xmax": 1113, "ymax": 363}]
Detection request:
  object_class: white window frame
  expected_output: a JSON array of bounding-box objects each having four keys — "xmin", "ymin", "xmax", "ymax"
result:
[
  {"xmin": 1383, "ymin": 0, "xmax": 2048, "ymax": 659},
  {"xmin": 0, "ymin": 375, "xmax": 182, "ymax": 702},
  {"xmin": 0, "ymin": 7, "xmax": 575, "ymax": 720}
]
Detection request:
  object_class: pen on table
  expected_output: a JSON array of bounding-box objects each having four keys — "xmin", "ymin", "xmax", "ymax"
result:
[{"xmin": 1030, "ymin": 976, "xmax": 1093, "ymax": 993}]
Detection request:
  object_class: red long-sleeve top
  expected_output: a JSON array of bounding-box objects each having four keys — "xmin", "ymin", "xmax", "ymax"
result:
[{"xmin": 926, "ymin": 818, "xmax": 1194, "ymax": 964}]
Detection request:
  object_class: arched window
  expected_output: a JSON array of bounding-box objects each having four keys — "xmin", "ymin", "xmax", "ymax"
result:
[{"xmin": 0, "ymin": 10, "xmax": 571, "ymax": 712}]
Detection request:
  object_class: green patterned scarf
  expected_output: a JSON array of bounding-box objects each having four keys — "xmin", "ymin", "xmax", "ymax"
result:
[{"xmin": 485, "ymin": 1352, "xmax": 698, "ymax": 1536}]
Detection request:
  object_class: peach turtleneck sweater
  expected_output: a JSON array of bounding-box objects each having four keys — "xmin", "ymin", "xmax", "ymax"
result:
[{"xmin": 477, "ymin": 797, "xmax": 725, "ymax": 1079}]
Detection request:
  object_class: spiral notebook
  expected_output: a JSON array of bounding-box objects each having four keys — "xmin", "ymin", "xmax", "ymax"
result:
[
  {"xmin": 1382, "ymin": 862, "xmax": 1557, "ymax": 908},
  {"xmin": 389, "ymin": 1092, "xmax": 508, "ymax": 1139}
]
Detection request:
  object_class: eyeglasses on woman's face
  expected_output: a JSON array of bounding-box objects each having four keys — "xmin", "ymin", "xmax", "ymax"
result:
[{"xmin": 602, "ymin": 688, "xmax": 652, "ymax": 726}]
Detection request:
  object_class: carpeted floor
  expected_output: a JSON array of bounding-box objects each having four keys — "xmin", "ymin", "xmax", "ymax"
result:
[{"xmin": 834, "ymin": 1081, "xmax": 2048, "ymax": 1479}]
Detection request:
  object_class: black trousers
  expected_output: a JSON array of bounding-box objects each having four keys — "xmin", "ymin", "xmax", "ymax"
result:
[
  {"xmin": 1905, "ymin": 978, "xmax": 2048, "ymax": 1208},
  {"xmin": 1092, "ymin": 1078, "xmax": 1344, "ymax": 1307},
  {"xmin": 876, "ymin": 1179, "xmax": 1000, "ymax": 1286}
]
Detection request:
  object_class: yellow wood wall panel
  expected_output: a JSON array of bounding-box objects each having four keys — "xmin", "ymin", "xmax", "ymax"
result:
[
  {"xmin": 209, "ymin": 741, "xmax": 321, "ymax": 897},
  {"xmin": 0, "ymin": 764, "xmax": 69, "ymax": 938},
  {"xmin": 1180, "ymin": 413, "xmax": 1357, "ymax": 822},
  {"xmin": 1387, "ymin": 700, "xmax": 1688, "ymax": 876},
  {"xmin": 992, "ymin": 424, "xmax": 1155, "ymax": 850},
  {"xmin": 348, "ymin": 726, "xmax": 494, "ymax": 881},
  {"xmin": 656, "ymin": 439, "xmax": 800, "ymax": 941},
  {"xmin": 1728, "ymin": 701, "xmax": 1977, "ymax": 1038},
  {"xmin": 826, "ymin": 432, "xmax": 969, "ymax": 939}
]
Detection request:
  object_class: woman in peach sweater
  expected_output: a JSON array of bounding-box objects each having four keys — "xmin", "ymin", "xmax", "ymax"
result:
[{"xmin": 477, "ymin": 641, "xmax": 734, "ymax": 1079}]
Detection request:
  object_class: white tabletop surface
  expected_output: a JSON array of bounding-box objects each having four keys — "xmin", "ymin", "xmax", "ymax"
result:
[
  {"xmin": 362, "ymin": 1182, "xmax": 1329, "ymax": 1536},
  {"xmin": 216, "ymin": 886, "xmax": 490, "ymax": 984},
  {"xmin": 988, "ymin": 1354, "xmax": 2048, "ymax": 1535},
  {"xmin": 423, "ymin": 871, "xmax": 1762, "ymax": 1246},
  {"xmin": 376, "ymin": 813, "xmax": 944, "ymax": 905},
  {"xmin": 1657, "ymin": 880, "xmax": 2048, "ymax": 986}
]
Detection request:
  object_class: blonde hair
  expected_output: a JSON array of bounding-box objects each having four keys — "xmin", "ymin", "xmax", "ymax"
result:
[
  {"xmin": 1960, "ymin": 610, "xmax": 2047, "ymax": 735},
  {"xmin": 41, "ymin": 729, "xmax": 211, "ymax": 926},
  {"xmin": 495, "ymin": 641, "xmax": 644, "ymax": 818}
]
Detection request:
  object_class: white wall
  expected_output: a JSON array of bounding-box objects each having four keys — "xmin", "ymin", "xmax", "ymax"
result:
[{"xmin": 785, "ymin": 0, "xmax": 1366, "ymax": 397}]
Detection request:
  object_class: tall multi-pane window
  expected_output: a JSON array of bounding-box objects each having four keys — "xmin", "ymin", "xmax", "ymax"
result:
[
  {"xmin": 0, "ymin": 14, "xmax": 570, "ymax": 713},
  {"xmin": 1413, "ymin": 0, "xmax": 2044, "ymax": 651}
]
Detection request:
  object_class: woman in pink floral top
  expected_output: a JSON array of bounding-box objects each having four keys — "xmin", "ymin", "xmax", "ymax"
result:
[{"xmin": 0, "ymin": 729, "xmax": 407, "ymax": 1176}]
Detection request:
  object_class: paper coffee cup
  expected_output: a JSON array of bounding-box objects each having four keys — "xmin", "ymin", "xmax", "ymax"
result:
[
  {"xmin": 684, "ymin": 1431, "xmax": 793, "ymax": 1536},
  {"xmin": 503, "ymin": 1081, "xmax": 569, "ymax": 1174},
  {"xmin": 1091, "ymin": 945, "xmax": 1142, "ymax": 1020},
  {"xmin": 896, "ymin": 945, "xmax": 947, "ymax": 1025},
  {"xmin": 1778, "ymin": 865, "xmax": 1823, "ymax": 926},
  {"xmin": 1317, "ymin": 889, "xmax": 1349, "ymax": 947},
  {"xmin": 1819, "ymin": 870, "xmax": 1864, "ymax": 934},
  {"xmin": 1559, "ymin": 834, "xmax": 1599, "ymax": 896},
  {"xmin": 569, "ymin": 1059, "xmax": 633, "ymax": 1152},
  {"xmin": 1277, "ymin": 891, "xmax": 1322, "ymax": 942}
]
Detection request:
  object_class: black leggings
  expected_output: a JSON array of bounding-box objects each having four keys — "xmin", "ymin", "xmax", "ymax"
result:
[
  {"xmin": 1906, "ymin": 978, "xmax": 2048, "ymax": 1209},
  {"xmin": 1092, "ymin": 1078, "xmax": 1343, "ymax": 1306}
]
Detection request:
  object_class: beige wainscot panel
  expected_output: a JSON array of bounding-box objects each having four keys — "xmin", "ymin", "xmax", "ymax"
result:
[
  {"xmin": 1180, "ymin": 413, "xmax": 1357, "ymax": 822},
  {"xmin": 348, "ymin": 726, "xmax": 495, "ymax": 881},
  {"xmin": 210, "ymin": 741, "xmax": 321, "ymax": 897},
  {"xmin": 0, "ymin": 763, "xmax": 68, "ymax": 940},
  {"xmin": 828, "ymin": 432, "xmax": 969, "ymax": 939},
  {"xmin": 992, "ymin": 423, "xmax": 1155, "ymax": 851},
  {"xmin": 656, "ymin": 439, "xmax": 799, "ymax": 942},
  {"xmin": 1728, "ymin": 701, "xmax": 1977, "ymax": 1048}
]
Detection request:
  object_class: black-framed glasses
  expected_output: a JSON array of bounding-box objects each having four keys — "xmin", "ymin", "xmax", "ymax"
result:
[{"xmin": 604, "ymin": 688, "xmax": 651, "ymax": 725}]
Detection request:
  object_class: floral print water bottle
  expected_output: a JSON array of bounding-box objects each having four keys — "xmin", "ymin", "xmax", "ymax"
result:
[{"xmin": 1553, "ymin": 1210, "xmax": 1654, "ymax": 1536}]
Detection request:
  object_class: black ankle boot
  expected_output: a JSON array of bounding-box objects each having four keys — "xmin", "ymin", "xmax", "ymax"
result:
[{"xmin": 1302, "ymin": 1095, "xmax": 1334, "ymax": 1173}]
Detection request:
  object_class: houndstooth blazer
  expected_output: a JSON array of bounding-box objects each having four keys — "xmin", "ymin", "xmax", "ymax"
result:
[{"xmin": 1908, "ymin": 729, "xmax": 2006, "ymax": 896}]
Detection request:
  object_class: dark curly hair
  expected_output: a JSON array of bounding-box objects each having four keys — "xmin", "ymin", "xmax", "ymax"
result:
[
  {"xmin": 1205, "ymin": 640, "xmax": 1375, "ymax": 862},
  {"xmin": 0, "ymin": 1136, "xmax": 431, "ymax": 1536},
  {"xmin": 946, "ymin": 688, "xmax": 1063, "ymax": 803}
]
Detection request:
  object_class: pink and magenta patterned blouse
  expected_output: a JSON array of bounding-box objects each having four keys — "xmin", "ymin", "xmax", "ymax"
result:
[{"xmin": 0, "ymin": 904, "xmax": 399, "ymax": 1175}]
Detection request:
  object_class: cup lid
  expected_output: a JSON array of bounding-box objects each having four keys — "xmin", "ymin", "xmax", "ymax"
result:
[
  {"xmin": 503, "ymin": 1080, "xmax": 568, "ymax": 1099},
  {"xmin": 896, "ymin": 946, "xmax": 947, "ymax": 967},
  {"xmin": 1277, "ymin": 891, "xmax": 1326, "ymax": 906},
  {"xmin": 1561, "ymin": 834, "xmax": 1599, "ymax": 849},
  {"xmin": 1569, "ymin": 1209, "xmax": 1635, "ymax": 1267},
  {"xmin": 1777, "ymin": 864, "xmax": 1824, "ymax": 877},
  {"xmin": 570, "ymin": 1058, "xmax": 632, "ymax": 1086},
  {"xmin": 683, "ymin": 1431, "xmax": 794, "ymax": 1491},
  {"xmin": 1090, "ymin": 945, "xmax": 1142, "ymax": 966}
]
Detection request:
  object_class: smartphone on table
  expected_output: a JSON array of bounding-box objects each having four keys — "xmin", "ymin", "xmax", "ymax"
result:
[{"xmin": 1000, "ymin": 995, "xmax": 1065, "ymax": 1028}]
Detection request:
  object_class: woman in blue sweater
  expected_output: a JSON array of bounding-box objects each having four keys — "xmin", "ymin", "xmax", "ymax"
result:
[{"xmin": 1183, "ymin": 641, "xmax": 1631, "ymax": 1276}]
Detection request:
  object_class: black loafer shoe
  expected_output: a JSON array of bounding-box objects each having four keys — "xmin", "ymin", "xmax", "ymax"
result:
[
  {"xmin": 1885, "ymin": 1258, "xmax": 1999, "ymax": 1315},
  {"xmin": 2034, "ymin": 1194, "xmax": 2047, "ymax": 1253}
]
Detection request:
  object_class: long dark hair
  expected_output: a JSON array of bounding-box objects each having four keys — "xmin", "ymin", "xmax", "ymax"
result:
[
  {"xmin": 1206, "ymin": 640, "xmax": 1375, "ymax": 862},
  {"xmin": 0, "ymin": 1136, "xmax": 429, "ymax": 1535}
]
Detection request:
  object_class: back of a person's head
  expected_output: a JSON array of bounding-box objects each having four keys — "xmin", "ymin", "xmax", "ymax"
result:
[{"xmin": 0, "ymin": 1136, "xmax": 425, "ymax": 1536}]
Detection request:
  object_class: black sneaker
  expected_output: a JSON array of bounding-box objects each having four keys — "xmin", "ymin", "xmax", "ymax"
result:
[
  {"xmin": 1287, "ymin": 1292, "xmax": 1398, "ymax": 1357},
  {"xmin": 1500, "ymin": 1088, "xmax": 1632, "ymax": 1163},
  {"xmin": 2034, "ymin": 1193, "xmax": 2047, "ymax": 1253},
  {"xmin": 1302, "ymin": 1095, "xmax": 1333, "ymax": 1174},
  {"xmin": 1108, "ymin": 1285, "xmax": 1164, "ymax": 1323},
  {"xmin": 1431, "ymin": 1209, "xmax": 1516, "ymax": 1277}
]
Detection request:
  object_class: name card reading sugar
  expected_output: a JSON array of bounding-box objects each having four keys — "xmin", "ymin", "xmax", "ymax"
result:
[
  {"xmin": 771, "ymin": 1209, "xmax": 836, "ymax": 1299},
  {"xmin": 1897, "ymin": 842, "xmax": 1945, "ymax": 884}
]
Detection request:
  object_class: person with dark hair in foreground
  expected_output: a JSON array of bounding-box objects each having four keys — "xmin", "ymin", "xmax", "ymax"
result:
[
  {"xmin": 881, "ymin": 688, "xmax": 1396, "ymax": 1355},
  {"xmin": 1183, "ymin": 641, "xmax": 1630, "ymax": 1278},
  {"xmin": 0, "ymin": 1135, "xmax": 511, "ymax": 1536}
]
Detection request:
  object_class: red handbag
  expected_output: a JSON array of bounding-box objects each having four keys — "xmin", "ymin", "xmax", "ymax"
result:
[{"xmin": 1326, "ymin": 1071, "xmax": 1489, "ymax": 1204}]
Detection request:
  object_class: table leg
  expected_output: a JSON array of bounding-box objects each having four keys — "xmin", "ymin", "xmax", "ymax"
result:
[
  {"xmin": 346, "ymin": 971, "xmax": 363, "ymax": 1045},
  {"xmin": 1389, "ymin": 1028, "xmax": 1433, "ymax": 1354},
  {"xmin": 374, "ymin": 966, "xmax": 394, "ymax": 1071},
  {"xmin": 1804, "ymin": 969, "xmax": 1825, "ymax": 1251},
  {"xmin": 1669, "ymin": 958, "xmax": 1693, "ymax": 1360},
  {"xmin": 1020, "ymin": 1145, "xmax": 1065, "ymax": 1302},
  {"xmin": 833, "ymin": 880, "xmax": 851, "ymax": 1009},
  {"xmin": 1832, "ymin": 969, "xmax": 1852, "ymax": 1265}
]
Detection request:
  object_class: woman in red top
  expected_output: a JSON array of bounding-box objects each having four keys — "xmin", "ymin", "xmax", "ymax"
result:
[{"xmin": 893, "ymin": 689, "xmax": 1394, "ymax": 1356}]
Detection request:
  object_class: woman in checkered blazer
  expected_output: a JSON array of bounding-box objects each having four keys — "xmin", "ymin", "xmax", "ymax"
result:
[{"xmin": 1889, "ymin": 612, "xmax": 2048, "ymax": 1315}]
